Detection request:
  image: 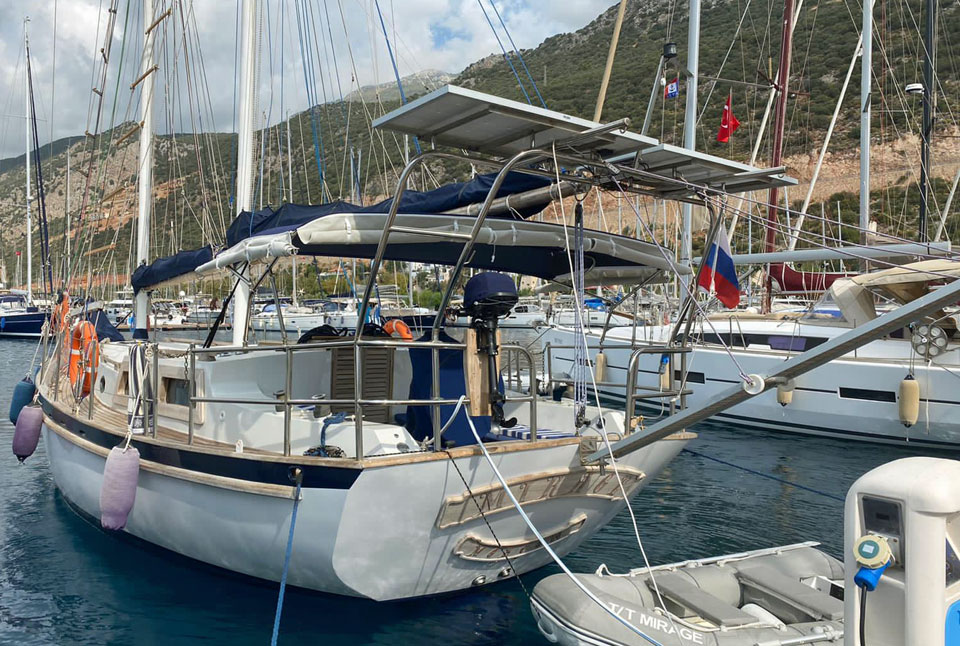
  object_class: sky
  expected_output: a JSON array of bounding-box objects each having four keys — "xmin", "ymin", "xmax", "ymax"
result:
[{"xmin": 0, "ymin": 0, "xmax": 615, "ymax": 158}]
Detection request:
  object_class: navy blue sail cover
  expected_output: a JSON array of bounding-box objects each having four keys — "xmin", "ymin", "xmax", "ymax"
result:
[
  {"xmin": 225, "ymin": 171, "xmax": 553, "ymax": 247},
  {"xmin": 131, "ymin": 246, "xmax": 214, "ymax": 293},
  {"xmin": 86, "ymin": 309, "xmax": 125, "ymax": 342}
]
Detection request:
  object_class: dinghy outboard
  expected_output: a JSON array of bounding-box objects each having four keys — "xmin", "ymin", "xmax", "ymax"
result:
[
  {"xmin": 460, "ymin": 272, "xmax": 519, "ymax": 427},
  {"xmin": 531, "ymin": 543, "xmax": 843, "ymax": 646}
]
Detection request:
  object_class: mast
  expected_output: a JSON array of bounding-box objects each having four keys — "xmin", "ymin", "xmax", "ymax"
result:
[
  {"xmin": 66, "ymin": 147, "xmax": 71, "ymax": 277},
  {"xmin": 918, "ymin": 0, "xmax": 936, "ymax": 243},
  {"xmin": 24, "ymin": 18, "xmax": 32, "ymax": 304},
  {"xmin": 232, "ymin": 0, "xmax": 257, "ymax": 346},
  {"xmin": 762, "ymin": 0, "xmax": 795, "ymax": 314},
  {"xmin": 859, "ymin": 0, "xmax": 873, "ymax": 250},
  {"xmin": 593, "ymin": 0, "xmax": 629, "ymax": 122},
  {"xmin": 134, "ymin": 0, "xmax": 157, "ymax": 339},
  {"xmin": 679, "ymin": 0, "xmax": 700, "ymax": 290}
]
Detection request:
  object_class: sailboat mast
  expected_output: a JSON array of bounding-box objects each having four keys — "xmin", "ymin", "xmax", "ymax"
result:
[
  {"xmin": 593, "ymin": 0, "xmax": 628, "ymax": 122},
  {"xmin": 860, "ymin": 0, "xmax": 873, "ymax": 248},
  {"xmin": 24, "ymin": 18, "xmax": 32, "ymax": 304},
  {"xmin": 918, "ymin": 0, "xmax": 936, "ymax": 242},
  {"xmin": 232, "ymin": 0, "xmax": 258, "ymax": 346},
  {"xmin": 134, "ymin": 0, "xmax": 157, "ymax": 339},
  {"xmin": 679, "ymin": 0, "xmax": 700, "ymax": 290},
  {"xmin": 762, "ymin": 0, "xmax": 795, "ymax": 314},
  {"xmin": 66, "ymin": 147, "xmax": 71, "ymax": 277}
]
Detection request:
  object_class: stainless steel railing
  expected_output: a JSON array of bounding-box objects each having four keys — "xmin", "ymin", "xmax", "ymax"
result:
[
  {"xmin": 184, "ymin": 337, "xmax": 539, "ymax": 458},
  {"xmin": 540, "ymin": 342, "xmax": 692, "ymax": 431}
]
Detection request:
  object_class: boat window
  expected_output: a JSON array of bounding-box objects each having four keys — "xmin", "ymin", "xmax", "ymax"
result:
[
  {"xmin": 768, "ymin": 335, "xmax": 806, "ymax": 351},
  {"xmin": 163, "ymin": 378, "xmax": 191, "ymax": 407},
  {"xmin": 801, "ymin": 290, "xmax": 846, "ymax": 322},
  {"xmin": 675, "ymin": 370, "xmax": 705, "ymax": 384},
  {"xmin": 838, "ymin": 387, "xmax": 896, "ymax": 403}
]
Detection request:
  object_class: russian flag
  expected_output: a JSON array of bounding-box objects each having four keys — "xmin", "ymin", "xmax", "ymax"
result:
[
  {"xmin": 698, "ymin": 228, "xmax": 740, "ymax": 309},
  {"xmin": 664, "ymin": 77, "xmax": 680, "ymax": 99}
]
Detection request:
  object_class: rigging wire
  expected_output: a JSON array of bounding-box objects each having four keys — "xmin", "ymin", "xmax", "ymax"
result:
[
  {"xmin": 487, "ymin": 0, "xmax": 547, "ymax": 108},
  {"xmin": 476, "ymin": 0, "xmax": 533, "ymax": 105},
  {"xmin": 373, "ymin": 0, "xmax": 422, "ymax": 154}
]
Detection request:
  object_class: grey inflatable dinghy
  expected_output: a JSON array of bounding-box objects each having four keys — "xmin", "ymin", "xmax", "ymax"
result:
[{"xmin": 531, "ymin": 542, "xmax": 844, "ymax": 646}]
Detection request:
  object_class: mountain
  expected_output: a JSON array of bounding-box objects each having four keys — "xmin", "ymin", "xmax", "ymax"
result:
[
  {"xmin": 344, "ymin": 69, "xmax": 454, "ymax": 103},
  {"xmin": 1, "ymin": 0, "xmax": 958, "ymax": 289}
]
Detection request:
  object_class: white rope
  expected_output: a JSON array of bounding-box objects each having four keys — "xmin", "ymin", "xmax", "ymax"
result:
[
  {"xmin": 454, "ymin": 396, "xmax": 667, "ymax": 646},
  {"xmin": 550, "ymin": 147, "xmax": 687, "ymax": 644}
]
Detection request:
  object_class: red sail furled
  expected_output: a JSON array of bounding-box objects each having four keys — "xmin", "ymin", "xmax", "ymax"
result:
[{"xmin": 768, "ymin": 263, "xmax": 852, "ymax": 294}]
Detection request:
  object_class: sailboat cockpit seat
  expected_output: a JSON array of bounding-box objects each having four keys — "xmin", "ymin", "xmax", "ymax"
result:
[
  {"xmin": 484, "ymin": 426, "xmax": 575, "ymax": 441},
  {"xmin": 647, "ymin": 572, "xmax": 758, "ymax": 628},
  {"xmin": 405, "ymin": 331, "xmax": 491, "ymax": 447},
  {"xmin": 736, "ymin": 564, "xmax": 844, "ymax": 622}
]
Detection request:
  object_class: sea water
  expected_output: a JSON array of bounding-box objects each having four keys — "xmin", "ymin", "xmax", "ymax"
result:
[{"xmin": 0, "ymin": 337, "xmax": 935, "ymax": 645}]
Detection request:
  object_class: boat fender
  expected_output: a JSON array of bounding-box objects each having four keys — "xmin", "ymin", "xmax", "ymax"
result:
[
  {"xmin": 898, "ymin": 374, "xmax": 920, "ymax": 427},
  {"xmin": 594, "ymin": 351, "xmax": 607, "ymax": 383},
  {"xmin": 12, "ymin": 406, "xmax": 43, "ymax": 462},
  {"xmin": 9, "ymin": 376, "xmax": 36, "ymax": 424},
  {"xmin": 383, "ymin": 318, "xmax": 413, "ymax": 341},
  {"xmin": 776, "ymin": 379, "xmax": 795, "ymax": 407},
  {"xmin": 100, "ymin": 445, "xmax": 140, "ymax": 530}
]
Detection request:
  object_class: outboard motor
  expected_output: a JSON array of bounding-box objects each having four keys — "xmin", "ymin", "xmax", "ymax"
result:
[{"xmin": 461, "ymin": 272, "xmax": 518, "ymax": 428}]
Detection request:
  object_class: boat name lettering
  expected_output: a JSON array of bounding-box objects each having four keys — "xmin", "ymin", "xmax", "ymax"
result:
[{"xmin": 621, "ymin": 606, "xmax": 704, "ymax": 644}]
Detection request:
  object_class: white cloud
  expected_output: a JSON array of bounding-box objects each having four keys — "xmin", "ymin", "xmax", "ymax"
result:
[{"xmin": 0, "ymin": 0, "xmax": 616, "ymax": 157}]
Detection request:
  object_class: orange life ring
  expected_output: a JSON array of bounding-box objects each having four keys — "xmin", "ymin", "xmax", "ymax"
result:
[
  {"xmin": 69, "ymin": 321, "xmax": 99, "ymax": 396},
  {"xmin": 52, "ymin": 292, "xmax": 70, "ymax": 332},
  {"xmin": 383, "ymin": 318, "xmax": 413, "ymax": 341}
]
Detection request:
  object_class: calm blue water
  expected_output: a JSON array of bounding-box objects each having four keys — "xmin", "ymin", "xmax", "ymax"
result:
[{"xmin": 0, "ymin": 338, "xmax": 937, "ymax": 645}]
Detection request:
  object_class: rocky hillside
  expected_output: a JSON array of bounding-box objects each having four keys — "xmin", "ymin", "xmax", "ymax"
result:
[{"xmin": 1, "ymin": 0, "xmax": 958, "ymax": 287}]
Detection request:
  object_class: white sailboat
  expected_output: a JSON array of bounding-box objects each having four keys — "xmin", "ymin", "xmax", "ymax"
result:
[
  {"xmin": 1, "ymin": 18, "xmax": 48, "ymax": 340},
  {"xmin": 33, "ymin": 12, "xmax": 794, "ymax": 599}
]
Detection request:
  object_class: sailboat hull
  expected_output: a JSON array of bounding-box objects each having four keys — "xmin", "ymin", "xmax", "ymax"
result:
[
  {"xmin": 0, "ymin": 310, "xmax": 47, "ymax": 338},
  {"xmin": 41, "ymin": 409, "xmax": 688, "ymax": 600},
  {"xmin": 546, "ymin": 323, "xmax": 960, "ymax": 449}
]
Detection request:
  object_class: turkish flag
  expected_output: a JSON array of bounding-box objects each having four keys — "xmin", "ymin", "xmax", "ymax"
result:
[{"xmin": 716, "ymin": 93, "xmax": 741, "ymax": 143}]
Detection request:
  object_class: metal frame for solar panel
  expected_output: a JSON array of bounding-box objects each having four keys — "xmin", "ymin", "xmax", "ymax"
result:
[{"xmin": 373, "ymin": 85, "xmax": 796, "ymax": 202}]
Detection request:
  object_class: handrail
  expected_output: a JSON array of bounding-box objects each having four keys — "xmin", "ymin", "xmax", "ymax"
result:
[
  {"xmin": 184, "ymin": 340, "xmax": 540, "ymax": 457},
  {"xmin": 541, "ymin": 341, "xmax": 692, "ymax": 432}
]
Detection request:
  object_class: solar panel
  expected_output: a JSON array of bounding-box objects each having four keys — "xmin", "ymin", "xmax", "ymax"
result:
[
  {"xmin": 373, "ymin": 85, "xmax": 796, "ymax": 196},
  {"xmin": 372, "ymin": 85, "xmax": 656, "ymax": 158}
]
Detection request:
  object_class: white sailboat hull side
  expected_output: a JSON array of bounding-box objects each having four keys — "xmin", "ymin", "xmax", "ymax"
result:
[
  {"xmin": 545, "ymin": 323, "xmax": 960, "ymax": 448},
  {"xmin": 41, "ymin": 418, "xmax": 687, "ymax": 600},
  {"xmin": 249, "ymin": 312, "xmax": 327, "ymax": 334},
  {"xmin": 551, "ymin": 310, "xmax": 634, "ymax": 329}
]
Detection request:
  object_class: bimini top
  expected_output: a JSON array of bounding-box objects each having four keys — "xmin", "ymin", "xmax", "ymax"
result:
[
  {"xmin": 851, "ymin": 259, "xmax": 960, "ymax": 304},
  {"xmin": 196, "ymin": 211, "xmax": 690, "ymax": 287}
]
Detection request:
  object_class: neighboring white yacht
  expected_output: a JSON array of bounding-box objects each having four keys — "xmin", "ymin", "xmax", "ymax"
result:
[
  {"xmin": 545, "ymin": 260, "xmax": 960, "ymax": 449},
  {"xmin": 551, "ymin": 298, "xmax": 635, "ymax": 328},
  {"xmin": 249, "ymin": 303, "xmax": 327, "ymax": 335}
]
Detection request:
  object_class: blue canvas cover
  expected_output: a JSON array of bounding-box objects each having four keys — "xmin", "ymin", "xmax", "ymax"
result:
[
  {"xmin": 405, "ymin": 331, "xmax": 491, "ymax": 447},
  {"xmin": 225, "ymin": 171, "xmax": 553, "ymax": 247},
  {"xmin": 86, "ymin": 309, "xmax": 125, "ymax": 342},
  {"xmin": 131, "ymin": 246, "xmax": 214, "ymax": 293}
]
